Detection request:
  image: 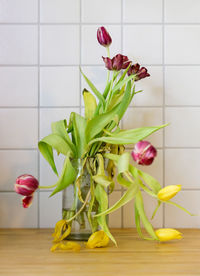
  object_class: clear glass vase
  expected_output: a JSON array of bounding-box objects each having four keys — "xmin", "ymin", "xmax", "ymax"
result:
[{"xmin": 62, "ymin": 159, "xmax": 98, "ymax": 241}]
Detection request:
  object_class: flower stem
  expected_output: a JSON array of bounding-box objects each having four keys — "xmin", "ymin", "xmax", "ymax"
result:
[
  {"xmin": 106, "ymin": 47, "xmax": 110, "ymax": 84},
  {"xmin": 39, "ymin": 184, "xmax": 57, "ymax": 189}
]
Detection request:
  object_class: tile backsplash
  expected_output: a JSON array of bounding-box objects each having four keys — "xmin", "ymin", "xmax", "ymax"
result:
[{"xmin": 0, "ymin": 0, "xmax": 199, "ymax": 229}]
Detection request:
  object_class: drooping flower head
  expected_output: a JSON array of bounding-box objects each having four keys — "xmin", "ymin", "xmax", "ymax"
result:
[
  {"xmin": 131, "ymin": 141, "xmax": 157, "ymax": 166},
  {"xmin": 128, "ymin": 63, "xmax": 150, "ymax": 81},
  {"xmin": 102, "ymin": 54, "xmax": 131, "ymax": 71},
  {"xmin": 97, "ymin": 26, "xmax": 112, "ymax": 47}
]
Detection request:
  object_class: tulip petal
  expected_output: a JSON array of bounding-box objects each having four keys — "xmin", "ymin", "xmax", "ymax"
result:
[
  {"xmin": 86, "ymin": 230, "xmax": 109, "ymax": 249},
  {"xmin": 22, "ymin": 195, "xmax": 33, "ymax": 208},
  {"xmin": 51, "ymin": 241, "xmax": 81, "ymax": 252}
]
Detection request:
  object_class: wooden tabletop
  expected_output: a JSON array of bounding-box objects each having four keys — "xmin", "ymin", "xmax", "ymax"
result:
[{"xmin": 0, "ymin": 229, "xmax": 200, "ymax": 276}]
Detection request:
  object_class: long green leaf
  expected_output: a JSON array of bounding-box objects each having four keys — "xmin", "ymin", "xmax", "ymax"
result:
[
  {"xmin": 50, "ymin": 156, "xmax": 77, "ymax": 197},
  {"xmin": 118, "ymin": 152, "xmax": 130, "ymax": 174},
  {"xmin": 38, "ymin": 142, "xmax": 58, "ymax": 176},
  {"xmin": 95, "ymin": 184, "xmax": 116, "ymax": 245},
  {"xmin": 92, "ymin": 175, "xmax": 113, "ymax": 188},
  {"xmin": 73, "ymin": 113, "xmax": 87, "ymax": 158},
  {"xmin": 89, "ymin": 125, "xmax": 167, "ymax": 145},
  {"xmin": 138, "ymin": 169, "xmax": 162, "ymax": 194}
]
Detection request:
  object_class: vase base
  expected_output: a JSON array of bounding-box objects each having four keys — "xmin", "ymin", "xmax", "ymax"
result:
[{"xmin": 66, "ymin": 233, "xmax": 91, "ymax": 241}]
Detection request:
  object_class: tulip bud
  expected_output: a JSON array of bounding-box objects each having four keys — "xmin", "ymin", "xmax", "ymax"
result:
[
  {"xmin": 86, "ymin": 230, "xmax": 109, "ymax": 249},
  {"xmin": 131, "ymin": 141, "xmax": 157, "ymax": 166},
  {"xmin": 22, "ymin": 195, "xmax": 33, "ymax": 208},
  {"xmin": 15, "ymin": 174, "xmax": 39, "ymax": 196},
  {"xmin": 97, "ymin": 26, "xmax": 112, "ymax": 47},
  {"xmin": 157, "ymin": 185, "xmax": 181, "ymax": 201},
  {"xmin": 155, "ymin": 228, "xmax": 183, "ymax": 242}
]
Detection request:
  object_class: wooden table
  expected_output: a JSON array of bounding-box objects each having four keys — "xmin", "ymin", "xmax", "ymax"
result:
[{"xmin": 0, "ymin": 229, "xmax": 200, "ymax": 276}]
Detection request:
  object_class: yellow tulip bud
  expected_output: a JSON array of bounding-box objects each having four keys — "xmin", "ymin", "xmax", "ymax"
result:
[
  {"xmin": 86, "ymin": 230, "xmax": 109, "ymax": 249},
  {"xmin": 157, "ymin": 185, "xmax": 181, "ymax": 201},
  {"xmin": 155, "ymin": 228, "xmax": 183, "ymax": 242}
]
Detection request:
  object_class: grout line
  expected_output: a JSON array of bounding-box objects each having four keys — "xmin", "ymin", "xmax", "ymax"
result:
[
  {"xmin": 1, "ymin": 64, "xmax": 200, "ymax": 67},
  {"xmin": 37, "ymin": 0, "xmax": 40, "ymax": 229},
  {"xmin": 162, "ymin": 0, "xmax": 165, "ymax": 229}
]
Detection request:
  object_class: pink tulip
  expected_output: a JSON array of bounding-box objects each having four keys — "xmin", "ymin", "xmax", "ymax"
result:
[
  {"xmin": 131, "ymin": 141, "xmax": 157, "ymax": 166},
  {"xmin": 15, "ymin": 174, "xmax": 39, "ymax": 196},
  {"xmin": 97, "ymin": 26, "xmax": 112, "ymax": 47},
  {"xmin": 22, "ymin": 195, "xmax": 34, "ymax": 208}
]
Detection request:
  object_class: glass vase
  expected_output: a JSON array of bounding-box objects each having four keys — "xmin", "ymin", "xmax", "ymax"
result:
[{"xmin": 62, "ymin": 159, "xmax": 98, "ymax": 241}]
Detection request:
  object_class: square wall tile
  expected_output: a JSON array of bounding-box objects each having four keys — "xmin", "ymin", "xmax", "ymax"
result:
[
  {"xmin": 0, "ymin": 192, "xmax": 38, "ymax": 228},
  {"xmin": 39, "ymin": 191, "xmax": 62, "ymax": 228},
  {"xmin": 123, "ymin": 107, "xmax": 163, "ymax": 147},
  {"xmin": 123, "ymin": 0, "xmax": 162, "ymax": 23},
  {"xmin": 82, "ymin": 0, "xmax": 121, "ymax": 23},
  {"xmin": 129, "ymin": 149, "xmax": 163, "ymax": 185},
  {"xmin": 123, "ymin": 192, "xmax": 163, "ymax": 228},
  {"xmin": 165, "ymin": 26, "xmax": 200, "ymax": 64},
  {"xmin": 0, "ymin": 0, "xmax": 38, "ymax": 23},
  {"xmin": 0, "ymin": 26, "xmax": 38, "ymax": 65},
  {"xmin": 40, "ymin": 153, "xmax": 65, "ymax": 191},
  {"xmin": 0, "ymin": 67, "xmax": 38, "ymax": 107},
  {"xmin": 123, "ymin": 25, "xmax": 162, "ymax": 64},
  {"xmin": 132, "ymin": 66, "xmax": 163, "ymax": 107},
  {"xmin": 40, "ymin": 0, "xmax": 80, "ymax": 23},
  {"xmin": 165, "ymin": 191, "xmax": 200, "ymax": 228},
  {"xmin": 40, "ymin": 26, "xmax": 79, "ymax": 65},
  {"xmin": 165, "ymin": 149, "xmax": 200, "ymax": 189},
  {"xmin": 40, "ymin": 67, "xmax": 80, "ymax": 107},
  {"xmin": 81, "ymin": 66, "xmax": 107, "ymax": 105},
  {"xmin": 0, "ymin": 150, "xmax": 38, "ymax": 191},
  {"xmin": 109, "ymin": 191, "xmax": 122, "ymax": 228},
  {"xmin": 165, "ymin": 66, "xmax": 200, "ymax": 106},
  {"xmin": 81, "ymin": 25, "xmax": 121, "ymax": 65},
  {"xmin": 165, "ymin": 107, "xmax": 200, "ymax": 147},
  {"xmin": 0, "ymin": 109, "xmax": 38, "ymax": 148},
  {"xmin": 40, "ymin": 107, "xmax": 79, "ymax": 139},
  {"xmin": 165, "ymin": 0, "xmax": 200, "ymax": 23}
]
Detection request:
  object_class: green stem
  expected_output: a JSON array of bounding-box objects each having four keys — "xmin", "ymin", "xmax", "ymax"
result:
[
  {"xmin": 39, "ymin": 184, "xmax": 57, "ymax": 189},
  {"xmin": 106, "ymin": 47, "xmax": 110, "ymax": 84}
]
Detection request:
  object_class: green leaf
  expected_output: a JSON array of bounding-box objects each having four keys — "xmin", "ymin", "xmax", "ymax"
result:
[
  {"xmin": 38, "ymin": 134, "xmax": 74, "ymax": 176},
  {"xmin": 80, "ymin": 68, "xmax": 105, "ymax": 108},
  {"xmin": 50, "ymin": 156, "xmax": 77, "ymax": 197},
  {"xmin": 112, "ymin": 75, "xmax": 134, "ymax": 95},
  {"xmin": 118, "ymin": 152, "xmax": 130, "ymax": 174},
  {"xmin": 137, "ymin": 169, "xmax": 162, "ymax": 194},
  {"xmin": 86, "ymin": 103, "xmax": 120, "ymax": 142},
  {"xmin": 95, "ymin": 181, "xmax": 138, "ymax": 217},
  {"xmin": 166, "ymin": 200, "xmax": 195, "ymax": 216},
  {"xmin": 89, "ymin": 125, "xmax": 167, "ymax": 145},
  {"xmin": 92, "ymin": 175, "xmax": 113, "ymax": 188},
  {"xmin": 83, "ymin": 89, "xmax": 97, "ymax": 120},
  {"xmin": 135, "ymin": 190, "xmax": 159, "ymax": 240},
  {"xmin": 72, "ymin": 113, "xmax": 87, "ymax": 158},
  {"xmin": 95, "ymin": 184, "xmax": 116, "ymax": 245},
  {"xmin": 117, "ymin": 173, "xmax": 131, "ymax": 188},
  {"xmin": 51, "ymin": 119, "xmax": 76, "ymax": 155}
]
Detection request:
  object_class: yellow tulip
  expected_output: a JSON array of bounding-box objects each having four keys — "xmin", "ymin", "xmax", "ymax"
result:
[
  {"xmin": 52, "ymin": 219, "xmax": 71, "ymax": 242},
  {"xmin": 155, "ymin": 228, "xmax": 183, "ymax": 242},
  {"xmin": 51, "ymin": 241, "xmax": 81, "ymax": 252},
  {"xmin": 86, "ymin": 230, "xmax": 109, "ymax": 249},
  {"xmin": 157, "ymin": 185, "xmax": 181, "ymax": 201}
]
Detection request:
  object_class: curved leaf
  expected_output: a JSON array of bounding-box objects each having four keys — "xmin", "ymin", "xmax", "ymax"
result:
[{"xmin": 83, "ymin": 89, "xmax": 97, "ymax": 120}]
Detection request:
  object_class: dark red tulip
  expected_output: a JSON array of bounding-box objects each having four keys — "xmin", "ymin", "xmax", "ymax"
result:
[
  {"xmin": 131, "ymin": 141, "xmax": 157, "ymax": 166},
  {"xmin": 128, "ymin": 63, "xmax": 150, "ymax": 81},
  {"xmin": 97, "ymin": 26, "xmax": 112, "ymax": 47},
  {"xmin": 102, "ymin": 54, "xmax": 131, "ymax": 71},
  {"xmin": 22, "ymin": 195, "xmax": 34, "ymax": 208}
]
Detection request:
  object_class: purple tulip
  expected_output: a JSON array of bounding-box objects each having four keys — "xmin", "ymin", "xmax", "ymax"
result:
[
  {"xmin": 97, "ymin": 26, "xmax": 112, "ymax": 47},
  {"xmin": 128, "ymin": 63, "xmax": 150, "ymax": 81},
  {"xmin": 102, "ymin": 54, "xmax": 131, "ymax": 71},
  {"xmin": 131, "ymin": 141, "xmax": 157, "ymax": 166},
  {"xmin": 22, "ymin": 195, "xmax": 33, "ymax": 208},
  {"xmin": 15, "ymin": 174, "xmax": 39, "ymax": 196}
]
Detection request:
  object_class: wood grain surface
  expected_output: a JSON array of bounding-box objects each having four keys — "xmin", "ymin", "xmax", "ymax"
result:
[{"xmin": 0, "ymin": 229, "xmax": 200, "ymax": 276}]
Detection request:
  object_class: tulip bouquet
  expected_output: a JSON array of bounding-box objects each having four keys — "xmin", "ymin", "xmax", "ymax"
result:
[{"xmin": 15, "ymin": 26, "xmax": 192, "ymax": 250}]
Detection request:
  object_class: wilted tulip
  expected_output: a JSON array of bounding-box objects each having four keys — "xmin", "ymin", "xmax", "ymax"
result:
[
  {"xmin": 86, "ymin": 230, "xmax": 109, "ymax": 249},
  {"xmin": 128, "ymin": 63, "xmax": 150, "ymax": 81},
  {"xmin": 155, "ymin": 228, "xmax": 183, "ymax": 242},
  {"xmin": 97, "ymin": 26, "xmax": 112, "ymax": 47},
  {"xmin": 102, "ymin": 54, "xmax": 131, "ymax": 71},
  {"xmin": 15, "ymin": 174, "xmax": 39, "ymax": 196},
  {"xmin": 131, "ymin": 141, "xmax": 157, "ymax": 166},
  {"xmin": 22, "ymin": 195, "xmax": 33, "ymax": 208},
  {"xmin": 157, "ymin": 185, "xmax": 182, "ymax": 201}
]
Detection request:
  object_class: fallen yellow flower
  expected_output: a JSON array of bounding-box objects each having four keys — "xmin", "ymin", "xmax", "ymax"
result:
[
  {"xmin": 51, "ymin": 241, "xmax": 81, "ymax": 252},
  {"xmin": 86, "ymin": 230, "xmax": 109, "ymax": 249},
  {"xmin": 52, "ymin": 219, "xmax": 71, "ymax": 242},
  {"xmin": 157, "ymin": 185, "xmax": 181, "ymax": 201},
  {"xmin": 155, "ymin": 228, "xmax": 183, "ymax": 242}
]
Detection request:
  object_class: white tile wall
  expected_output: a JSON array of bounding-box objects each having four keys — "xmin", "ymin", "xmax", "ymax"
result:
[{"xmin": 0, "ymin": 0, "xmax": 199, "ymax": 229}]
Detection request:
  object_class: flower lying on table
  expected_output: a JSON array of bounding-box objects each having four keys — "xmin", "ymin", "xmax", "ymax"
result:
[{"xmin": 15, "ymin": 26, "xmax": 193, "ymax": 251}]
